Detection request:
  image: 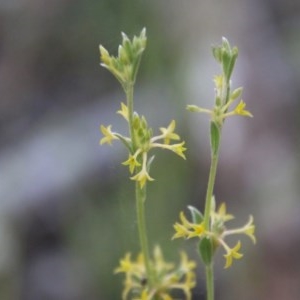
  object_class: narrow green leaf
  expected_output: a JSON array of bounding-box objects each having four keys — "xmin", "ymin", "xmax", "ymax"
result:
[
  {"xmin": 187, "ymin": 206, "xmax": 203, "ymax": 224},
  {"xmin": 199, "ymin": 237, "xmax": 214, "ymax": 266},
  {"xmin": 210, "ymin": 122, "xmax": 220, "ymax": 155}
]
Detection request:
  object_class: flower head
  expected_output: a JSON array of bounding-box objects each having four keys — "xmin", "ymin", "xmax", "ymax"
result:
[
  {"xmin": 222, "ymin": 240, "xmax": 243, "ymax": 269},
  {"xmin": 159, "ymin": 120, "xmax": 180, "ymax": 145},
  {"xmin": 122, "ymin": 150, "xmax": 141, "ymax": 174},
  {"xmin": 130, "ymin": 152, "xmax": 154, "ymax": 188},
  {"xmin": 172, "ymin": 211, "xmax": 205, "ymax": 240},
  {"xmin": 233, "ymin": 100, "xmax": 253, "ymax": 117},
  {"xmin": 100, "ymin": 125, "xmax": 118, "ymax": 145},
  {"xmin": 117, "ymin": 102, "xmax": 129, "ymax": 121}
]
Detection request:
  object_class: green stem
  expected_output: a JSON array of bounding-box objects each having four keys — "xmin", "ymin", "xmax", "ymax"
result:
[
  {"xmin": 203, "ymin": 148, "xmax": 220, "ymax": 229},
  {"xmin": 203, "ymin": 128, "xmax": 221, "ymax": 300},
  {"xmin": 125, "ymin": 83, "xmax": 137, "ymax": 150},
  {"xmin": 206, "ymin": 264, "xmax": 214, "ymax": 300},
  {"xmin": 135, "ymin": 183, "xmax": 154, "ymax": 285},
  {"xmin": 126, "ymin": 83, "xmax": 153, "ymax": 286}
]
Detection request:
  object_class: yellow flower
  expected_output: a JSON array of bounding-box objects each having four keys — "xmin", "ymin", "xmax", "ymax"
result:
[
  {"xmin": 168, "ymin": 142, "xmax": 187, "ymax": 159},
  {"xmin": 211, "ymin": 202, "xmax": 234, "ymax": 223},
  {"xmin": 99, "ymin": 125, "xmax": 118, "ymax": 145},
  {"xmin": 114, "ymin": 253, "xmax": 133, "ymax": 273},
  {"xmin": 222, "ymin": 240, "xmax": 243, "ymax": 269},
  {"xmin": 172, "ymin": 211, "xmax": 205, "ymax": 240},
  {"xmin": 116, "ymin": 247, "xmax": 196, "ymax": 300},
  {"xmin": 224, "ymin": 215, "xmax": 256, "ymax": 244},
  {"xmin": 130, "ymin": 152, "xmax": 154, "ymax": 188},
  {"xmin": 187, "ymin": 223, "xmax": 205, "ymax": 238},
  {"xmin": 172, "ymin": 223, "xmax": 190, "ymax": 240},
  {"xmin": 159, "ymin": 120, "xmax": 180, "ymax": 145},
  {"xmin": 243, "ymin": 215, "xmax": 256, "ymax": 244},
  {"xmin": 122, "ymin": 150, "xmax": 141, "ymax": 174},
  {"xmin": 233, "ymin": 100, "xmax": 253, "ymax": 117},
  {"xmin": 179, "ymin": 251, "xmax": 197, "ymax": 274},
  {"xmin": 117, "ymin": 102, "xmax": 129, "ymax": 121}
]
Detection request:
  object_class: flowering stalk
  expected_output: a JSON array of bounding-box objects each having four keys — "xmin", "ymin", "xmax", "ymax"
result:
[
  {"xmin": 99, "ymin": 29, "xmax": 195, "ymax": 300},
  {"xmin": 173, "ymin": 37, "xmax": 255, "ymax": 300}
]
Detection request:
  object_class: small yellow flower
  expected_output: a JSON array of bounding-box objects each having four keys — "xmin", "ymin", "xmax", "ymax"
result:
[
  {"xmin": 187, "ymin": 223, "xmax": 205, "ymax": 238},
  {"xmin": 114, "ymin": 253, "xmax": 133, "ymax": 273},
  {"xmin": 234, "ymin": 100, "xmax": 253, "ymax": 117},
  {"xmin": 117, "ymin": 102, "xmax": 129, "ymax": 121},
  {"xmin": 153, "ymin": 245, "xmax": 174, "ymax": 273},
  {"xmin": 99, "ymin": 125, "xmax": 118, "ymax": 145},
  {"xmin": 243, "ymin": 215, "xmax": 256, "ymax": 244},
  {"xmin": 222, "ymin": 240, "xmax": 243, "ymax": 269},
  {"xmin": 224, "ymin": 215, "xmax": 256, "ymax": 244},
  {"xmin": 169, "ymin": 142, "xmax": 187, "ymax": 159},
  {"xmin": 116, "ymin": 247, "xmax": 196, "ymax": 300},
  {"xmin": 211, "ymin": 202, "xmax": 234, "ymax": 223},
  {"xmin": 122, "ymin": 150, "xmax": 141, "ymax": 174},
  {"xmin": 172, "ymin": 223, "xmax": 190, "ymax": 239},
  {"xmin": 159, "ymin": 120, "xmax": 180, "ymax": 145},
  {"xmin": 172, "ymin": 211, "xmax": 205, "ymax": 240},
  {"xmin": 179, "ymin": 251, "xmax": 197, "ymax": 274},
  {"xmin": 130, "ymin": 153, "xmax": 154, "ymax": 188}
]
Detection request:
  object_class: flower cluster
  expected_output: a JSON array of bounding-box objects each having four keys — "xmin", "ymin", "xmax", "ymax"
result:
[
  {"xmin": 99, "ymin": 29, "xmax": 186, "ymax": 188},
  {"xmin": 187, "ymin": 74, "xmax": 252, "ymax": 126},
  {"xmin": 100, "ymin": 103, "xmax": 186, "ymax": 187},
  {"xmin": 115, "ymin": 246, "xmax": 196, "ymax": 300},
  {"xmin": 172, "ymin": 199, "xmax": 256, "ymax": 268},
  {"xmin": 187, "ymin": 38, "xmax": 252, "ymax": 126},
  {"xmin": 99, "ymin": 28, "xmax": 147, "ymax": 88}
]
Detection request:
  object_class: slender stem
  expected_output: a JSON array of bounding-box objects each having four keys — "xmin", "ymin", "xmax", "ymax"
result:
[
  {"xmin": 135, "ymin": 183, "xmax": 154, "ymax": 285},
  {"xmin": 126, "ymin": 83, "xmax": 153, "ymax": 286},
  {"xmin": 203, "ymin": 149, "xmax": 220, "ymax": 229},
  {"xmin": 206, "ymin": 264, "xmax": 214, "ymax": 300},
  {"xmin": 203, "ymin": 127, "xmax": 222, "ymax": 300},
  {"xmin": 125, "ymin": 83, "xmax": 137, "ymax": 150}
]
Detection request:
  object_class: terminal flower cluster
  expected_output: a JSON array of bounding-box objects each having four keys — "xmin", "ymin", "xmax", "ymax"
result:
[
  {"xmin": 115, "ymin": 246, "xmax": 196, "ymax": 300},
  {"xmin": 172, "ymin": 199, "xmax": 256, "ymax": 268},
  {"xmin": 187, "ymin": 37, "xmax": 252, "ymax": 125},
  {"xmin": 99, "ymin": 29, "xmax": 186, "ymax": 188}
]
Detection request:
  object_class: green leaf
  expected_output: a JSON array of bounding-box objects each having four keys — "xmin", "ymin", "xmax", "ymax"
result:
[
  {"xmin": 188, "ymin": 206, "xmax": 203, "ymax": 224},
  {"xmin": 210, "ymin": 122, "xmax": 220, "ymax": 155},
  {"xmin": 198, "ymin": 237, "xmax": 214, "ymax": 266}
]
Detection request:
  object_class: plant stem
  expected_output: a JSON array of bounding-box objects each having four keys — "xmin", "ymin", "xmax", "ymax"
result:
[
  {"xmin": 203, "ymin": 129, "xmax": 222, "ymax": 300},
  {"xmin": 125, "ymin": 83, "xmax": 137, "ymax": 150},
  {"xmin": 206, "ymin": 264, "xmax": 214, "ymax": 300},
  {"xmin": 203, "ymin": 149, "xmax": 220, "ymax": 229},
  {"xmin": 126, "ymin": 83, "xmax": 153, "ymax": 286},
  {"xmin": 135, "ymin": 183, "xmax": 153, "ymax": 285}
]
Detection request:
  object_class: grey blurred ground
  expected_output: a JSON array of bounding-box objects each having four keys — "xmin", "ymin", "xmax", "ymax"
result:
[{"xmin": 0, "ymin": 0, "xmax": 300, "ymax": 299}]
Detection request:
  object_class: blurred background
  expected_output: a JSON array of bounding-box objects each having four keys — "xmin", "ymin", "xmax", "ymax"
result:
[{"xmin": 0, "ymin": 0, "xmax": 300, "ymax": 299}]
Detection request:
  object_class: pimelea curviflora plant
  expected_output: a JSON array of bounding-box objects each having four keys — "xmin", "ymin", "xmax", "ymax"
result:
[
  {"xmin": 172, "ymin": 37, "xmax": 256, "ymax": 300},
  {"xmin": 99, "ymin": 29, "xmax": 196, "ymax": 300}
]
